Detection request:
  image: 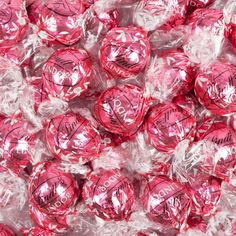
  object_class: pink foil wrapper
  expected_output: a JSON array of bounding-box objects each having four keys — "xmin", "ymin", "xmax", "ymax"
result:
[
  {"xmin": 42, "ymin": 47, "xmax": 92, "ymax": 102},
  {"xmin": 145, "ymin": 103, "xmax": 196, "ymax": 152},
  {"xmin": 37, "ymin": 0, "xmax": 85, "ymax": 45},
  {"xmin": 94, "ymin": 84, "xmax": 151, "ymax": 136},
  {"xmin": 46, "ymin": 112, "xmax": 101, "ymax": 164},
  {"xmin": 194, "ymin": 62, "xmax": 236, "ymax": 116},
  {"xmin": 100, "ymin": 27, "xmax": 150, "ymax": 78},
  {"xmin": 141, "ymin": 175, "xmax": 191, "ymax": 229},
  {"xmin": 82, "ymin": 169, "xmax": 135, "ymax": 221},
  {"xmin": 28, "ymin": 161, "xmax": 80, "ymax": 216}
]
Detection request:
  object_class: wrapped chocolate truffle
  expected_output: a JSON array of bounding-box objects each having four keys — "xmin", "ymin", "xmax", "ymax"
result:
[
  {"xmin": 100, "ymin": 27, "xmax": 150, "ymax": 78},
  {"xmin": 37, "ymin": 0, "xmax": 86, "ymax": 45},
  {"xmin": 28, "ymin": 161, "xmax": 80, "ymax": 216},
  {"xmin": 42, "ymin": 48, "xmax": 92, "ymax": 101},
  {"xmin": 0, "ymin": 0, "xmax": 28, "ymax": 49},
  {"xmin": 145, "ymin": 103, "xmax": 196, "ymax": 152},
  {"xmin": 46, "ymin": 112, "xmax": 101, "ymax": 164},
  {"xmin": 94, "ymin": 84, "xmax": 151, "ymax": 136},
  {"xmin": 141, "ymin": 175, "xmax": 192, "ymax": 230},
  {"xmin": 0, "ymin": 118, "xmax": 37, "ymax": 174},
  {"xmin": 83, "ymin": 169, "xmax": 135, "ymax": 221},
  {"xmin": 194, "ymin": 62, "xmax": 236, "ymax": 116}
]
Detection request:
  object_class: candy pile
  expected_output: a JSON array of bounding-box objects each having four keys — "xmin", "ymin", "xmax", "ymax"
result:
[{"xmin": 0, "ymin": 0, "xmax": 236, "ymax": 235}]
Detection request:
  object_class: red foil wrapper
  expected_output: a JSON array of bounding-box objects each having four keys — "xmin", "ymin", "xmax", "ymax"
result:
[
  {"xmin": 188, "ymin": 9, "xmax": 223, "ymax": 34},
  {"xmin": 187, "ymin": 0, "xmax": 215, "ymax": 13},
  {"xmin": 133, "ymin": 0, "xmax": 187, "ymax": 31},
  {"xmin": 27, "ymin": 0, "xmax": 42, "ymax": 24},
  {"xmin": 37, "ymin": 0, "xmax": 85, "ymax": 45},
  {"xmin": 195, "ymin": 120, "xmax": 236, "ymax": 180},
  {"xmin": 0, "ymin": 118, "xmax": 36, "ymax": 172},
  {"xmin": 194, "ymin": 62, "xmax": 236, "ymax": 116},
  {"xmin": 0, "ymin": 1, "xmax": 28, "ymax": 49},
  {"xmin": 28, "ymin": 161, "xmax": 80, "ymax": 216},
  {"xmin": 82, "ymin": 169, "xmax": 135, "ymax": 221},
  {"xmin": 46, "ymin": 112, "xmax": 101, "ymax": 164},
  {"xmin": 94, "ymin": 84, "xmax": 151, "ymax": 136},
  {"xmin": 42, "ymin": 48, "xmax": 92, "ymax": 102},
  {"xmin": 0, "ymin": 223, "xmax": 16, "ymax": 236},
  {"xmin": 29, "ymin": 77, "xmax": 48, "ymax": 112},
  {"xmin": 145, "ymin": 103, "xmax": 196, "ymax": 152},
  {"xmin": 141, "ymin": 175, "xmax": 191, "ymax": 229},
  {"xmin": 224, "ymin": 2, "xmax": 236, "ymax": 52},
  {"xmin": 100, "ymin": 27, "xmax": 150, "ymax": 78},
  {"xmin": 188, "ymin": 174, "xmax": 221, "ymax": 215},
  {"xmin": 145, "ymin": 51, "xmax": 195, "ymax": 102},
  {"xmin": 29, "ymin": 203, "xmax": 69, "ymax": 232}
]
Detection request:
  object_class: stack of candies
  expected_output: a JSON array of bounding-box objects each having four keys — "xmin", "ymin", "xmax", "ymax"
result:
[{"xmin": 1, "ymin": 0, "xmax": 236, "ymax": 235}]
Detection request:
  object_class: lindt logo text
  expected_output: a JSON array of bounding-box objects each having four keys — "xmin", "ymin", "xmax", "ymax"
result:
[
  {"xmin": 154, "ymin": 182, "xmax": 179, "ymax": 201},
  {"xmin": 97, "ymin": 171, "xmax": 122, "ymax": 194},
  {"xmin": 59, "ymin": 118, "xmax": 80, "ymax": 140},
  {"xmin": 211, "ymin": 131, "xmax": 232, "ymax": 145},
  {"xmin": 113, "ymin": 99, "xmax": 132, "ymax": 125},
  {"xmin": 104, "ymin": 61, "xmax": 133, "ymax": 78}
]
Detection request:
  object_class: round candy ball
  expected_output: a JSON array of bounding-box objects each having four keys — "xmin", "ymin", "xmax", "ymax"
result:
[
  {"xmin": 194, "ymin": 62, "xmax": 236, "ymax": 116},
  {"xmin": 188, "ymin": 174, "xmax": 221, "ymax": 215},
  {"xmin": 28, "ymin": 161, "xmax": 79, "ymax": 216},
  {"xmin": 94, "ymin": 84, "xmax": 151, "ymax": 136},
  {"xmin": 145, "ymin": 103, "xmax": 196, "ymax": 152},
  {"xmin": 133, "ymin": 0, "xmax": 187, "ymax": 31},
  {"xmin": 46, "ymin": 112, "xmax": 101, "ymax": 164},
  {"xmin": 37, "ymin": 0, "xmax": 85, "ymax": 45},
  {"xmin": 141, "ymin": 175, "xmax": 191, "ymax": 229},
  {"xmin": 82, "ymin": 169, "xmax": 135, "ymax": 221},
  {"xmin": 0, "ymin": 118, "xmax": 36, "ymax": 173},
  {"xmin": 0, "ymin": 1, "xmax": 28, "ymax": 49},
  {"xmin": 42, "ymin": 48, "xmax": 92, "ymax": 101},
  {"xmin": 0, "ymin": 223, "xmax": 16, "ymax": 236},
  {"xmin": 195, "ymin": 120, "xmax": 236, "ymax": 180},
  {"xmin": 145, "ymin": 51, "xmax": 195, "ymax": 102},
  {"xmin": 100, "ymin": 27, "xmax": 150, "ymax": 78}
]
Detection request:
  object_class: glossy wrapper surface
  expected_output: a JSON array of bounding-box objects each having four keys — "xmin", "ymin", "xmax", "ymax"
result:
[
  {"xmin": 37, "ymin": 0, "xmax": 85, "ymax": 45},
  {"xmin": 0, "ymin": 118, "xmax": 36, "ymax": 173},
  {"xmin": 141, "ymin": 175, "xmax": 192, "ymax": 229},
  {"xmin": 0, "ymin": 170, "xmax": 27, "ymax": 213},
  {"xmin": 195, "ymin": 120, "xmax": 236, "ymax": 180},
  {"xmin": 46, "ymin": 112, "xmax": 101, "ymax": 164},
  {"xmin": 133, "ymin": 0, "xmax": 187, "ymax": 31},
  {"xmin": 94, "ymin": 84, "xmax": 151, "ymax": 136},
  {"xmin": 29, "ymin": 203, "xmax": 69, "ymax": 232},
  {"xmin": 42, "ymin": 47, "xmax": 92, "ymax": 101},
  {"xmin": 100, "ymin": 27, "xmax": 150, "ymax": 78},
  {"xmin": 145, "ymin": 51, "xmax": 195, "ymax": 102},
  {"xmin": 194, "ymin": 62, "xmax": 236, "ymax": 116},
  {"xmin": 187, "ymin": 0, "xmax": 215, "ymax": 12},
  {"xmin": 82, "ymin": 169, "xmax": 135, "ymax": 221},
  {"xmin": 0, "ymin": 0, "xmax": 28, "ymax": 49},
  {"xmin": 0, "ymin": 223, "xmax": 16, "ymax": 236},
  {"xmin": 188, "ymin": 8, "xmax": 223, "ymax": 34},
  {"xmin": 28, "ymin": 161, "xmax": 79, "ymax": 216},
  {"xmin": 145, "ymin": 103, "xmax": 196, "ymax": 152},
  {"xmin": 188, "ymin": 174, "xmax": 221, "ymax": 216}
]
